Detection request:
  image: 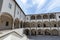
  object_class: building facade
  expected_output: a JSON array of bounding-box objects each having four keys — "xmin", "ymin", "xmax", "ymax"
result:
[{"xmin": 0, "ymin": 0, "xmax": 60, "ymax": 36}]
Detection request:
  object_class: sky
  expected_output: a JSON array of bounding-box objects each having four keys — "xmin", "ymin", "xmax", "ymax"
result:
[{"xmin": 16, "ymin": 0, "xmax": 60, "ymax": 15}]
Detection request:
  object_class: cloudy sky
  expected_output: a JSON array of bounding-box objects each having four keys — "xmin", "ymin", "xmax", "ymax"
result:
[{"xmin": 16, "ymin": 0, "xmax": 60, "ymax": 14}]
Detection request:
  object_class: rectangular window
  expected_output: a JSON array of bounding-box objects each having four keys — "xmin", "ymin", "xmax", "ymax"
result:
[
  {"xmin": 8, "ymin": 3, "xmax": 12, "ymax": 9},
  {"xmin": 17, "ymin": 11, "xmax": 19, "ymax": 15}
]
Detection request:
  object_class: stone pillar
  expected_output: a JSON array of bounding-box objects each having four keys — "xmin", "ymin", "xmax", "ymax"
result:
[
  {"xmin": 42, "ymin": 15, "xmax": 43, "ymax": 27},
  {"xmin": 29, "ymin": 29, "xmax": 31, "ymax": 36},
  {"xmin": 30, "ymin": 16, "xmax": 31, "ymax": 36},
  {"xmin": 48, "ymin": 13, "xmax": 51, "ymax": 30},
  {"xmin": 55, "ymin": 13, "xmax": 58, "ymax": 27},
  {"xmin": 35, "ymin": 15, "xmax": 37, "ymax": 36},
  {"xmin": 19, "ymin": 21, "xmax": 20, "ymax": 28},
  {"xmin": 12, "ymin": 20, "xmax": 14, "ymax": 29},
  {"xmin": 43, "ymin": 30, "xmax": 45, "ymax": 35}
]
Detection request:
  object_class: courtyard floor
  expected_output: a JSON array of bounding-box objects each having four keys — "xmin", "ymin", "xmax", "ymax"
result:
[{"xmin": 28, "ymin": 35, "xmax": 60, "ymax": 40}]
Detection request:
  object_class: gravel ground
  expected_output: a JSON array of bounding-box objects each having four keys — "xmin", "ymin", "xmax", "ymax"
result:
[{"xmin": 28, "ymin": 35, "xmax": 60, "ymax": 40}]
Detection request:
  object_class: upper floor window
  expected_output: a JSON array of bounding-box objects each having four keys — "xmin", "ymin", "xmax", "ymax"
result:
[
  {"xmin": 59, "ymin": 16, "xmax": 60, "ymax": 18},
  {"xmin": 17, "ymin": 11, "xmax": 19, "ymax": 15},
  {"xmin": 43, "ymin": 14, "xmax": 48, "ymax": 19},
  {"xmin": 31, "ymin": 15, "xmax": 35, "ymax": 20},
  {"xmin": 49, "ymin": 14, "xmax": 55, "ymax": 19},
  {"xmin": 8, "ymin": 3, "xmax": 12, "ymax": 9},
  {"xmin": 37, "ymin": 15, "xmax": 41, "ymax": 19}
]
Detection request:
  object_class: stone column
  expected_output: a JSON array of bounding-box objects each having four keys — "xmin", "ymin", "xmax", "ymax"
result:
[
  {"xmin": 35, "ymin": 15, "xmax": 37, "ymax": 36},
  {"xmin": 19, "ymin": 21, "xmax": 20, "ymax": 28},
  {"xmin": 55, "ymin": 13, "xmax": 58, "ymax": 27},
  {"xmin": 12, "ymin": 20, "xmax": 14, "ymax": 29},
  {"xmin": 42, "ymin": 15, "xmax": 43, "ymax": 27},
  {"xmin": 30, "ymin": 16, "xmax": 31, "ymax": 36},
  {"xmin": 48, "ymin": 13, "xmax": 51, "ymax": 30}
]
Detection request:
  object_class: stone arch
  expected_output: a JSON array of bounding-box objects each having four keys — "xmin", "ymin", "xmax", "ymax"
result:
[
  {"xmin": 31, "ymin": 22, "xmax": 36, "ymax": 27},
  {"xmin": 14, "ymin": 18, "xmax": 19, "ymax": 29},
  {"xmin": 38, "ymin": 29, "xmax": 43, "ymax": 35},
  {"xmin": 36, "ymin": 15, "xmax": 41, "ymax": 19},
  {"xmin": 50, "ymin": 21, "xmax": 57, "ymax": 27},
  {"xmin": 37, "ymin": 21, "xmax": 42, "ymax": 27},
  {"xmin": 31, "ymin": 15, "xmax": 35, "ymax": 20},
  {"xmin": 49, "ymin": 14, "xmax": 55, "ymax": 19},
  {"xmin": 24, "ymin": 29, "xmax": 30, "ymax": 35},
  {"xmin": 51, "ymin": 29, "xmax": 59, "ymax": 36},
  {"xmin": 0, "ymin": 12, "xmax": 13, "ymax": 30},
  {"xmin": 43, "ymin": 21, "xmax": 50, "ymax": 27},
  {"xmin": 31, "ymin": 29, "xmax": 36, "ymax": 35},
  {"xmin": 24, "ymin": 22, "xmax": 30, "ymax": 28},
  {"xmin": 45, "ymin": 29, "xmax": 51, "ymax": 35},
  {"xmin": 43, "ymin": 14, "xmax": 48, "ymax": 19}
]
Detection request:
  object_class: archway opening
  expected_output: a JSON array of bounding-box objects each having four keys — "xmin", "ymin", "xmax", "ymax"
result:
[
  {"xmin": 43, "ymin": 14, "xmax": 48, "ymax": 19},
  {"xmin": 20, "ymin": 21, "xmax": 22, "ymax": 28},
  {"xmin": 31, "ymin": 15, "xmax": 35, "ymax": 20},
  {"xmin": 51, "ymin": 29, "xmax": 58, "ymax": 36},
  {"xmin": 45, "ymin": 29, "xmax": 51, "ymax": 35},
  {"xmin": 43, "ymin": 24, "xmax": 46, "ymax": 27},
  {"xmin": 50, "ymin": 21, "xmax": 57, "ymax": 27},
  {"xmin": 24, "ymin": 22, "xmax": 30, "ymax": 28},
  {"xmin": 31, "ymin": 29, "xmax": 36, "ymax": 36},
  {"xmin": 37, "ymin": 15, "xmax": 41, "ymax": 19},
  {"xmin": 38, "ymin": 29, "xmax": 42, "ymax": 35},
  {"xmin": 49, "ymin": 14, "xmax": 55, "ymax": 19},
  {"xmin": 37, "ymin": 22, "xmax": 42, "ymax": 27},
  {"xmin": 24, "ymin": 29, "xmax": 29, "ymax": 35},
  {"xmin": 14, "ymin": 18, "xmax": 19, "ymax": 29},
  {"xmin": 31, "ymin": 22, "xmax": 36, "ymax": 27},
  {"xmin": 0, "ymin": 13, "xmax": 13, "ymax": 30}
]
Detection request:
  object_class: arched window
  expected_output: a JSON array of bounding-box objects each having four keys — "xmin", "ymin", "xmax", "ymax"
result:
[
  {"xmin": 50, "ymin": 21, "xmax": 57, "ymax": 27},
  {"xmin": 31, "ymin": 15, "xmax": 35, "ymax": 20},
  {"xmin": 49, "ymin": 14, "xmax": 55, "ymax": 19},
  {"xmin": 38, "ymin": 29, "xmax": 42, "ymax": 35},
  {"xmin": 37, "ymin": 15, "xmax": 41, "ymax": 19},
  {"xmin": 37, "ymin": 21, "xmax": 42, "ymax": 27},
  {"xmin": 24, "ymin": 22, "xmax": 30, "ymax": 27},
  {"xmin": 31, "ymin": 22, "xmax": 36, "ymax": 27},
  {"xmin": 43, "ymin": 14, "xmax": 48, "ymax": 19}
]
